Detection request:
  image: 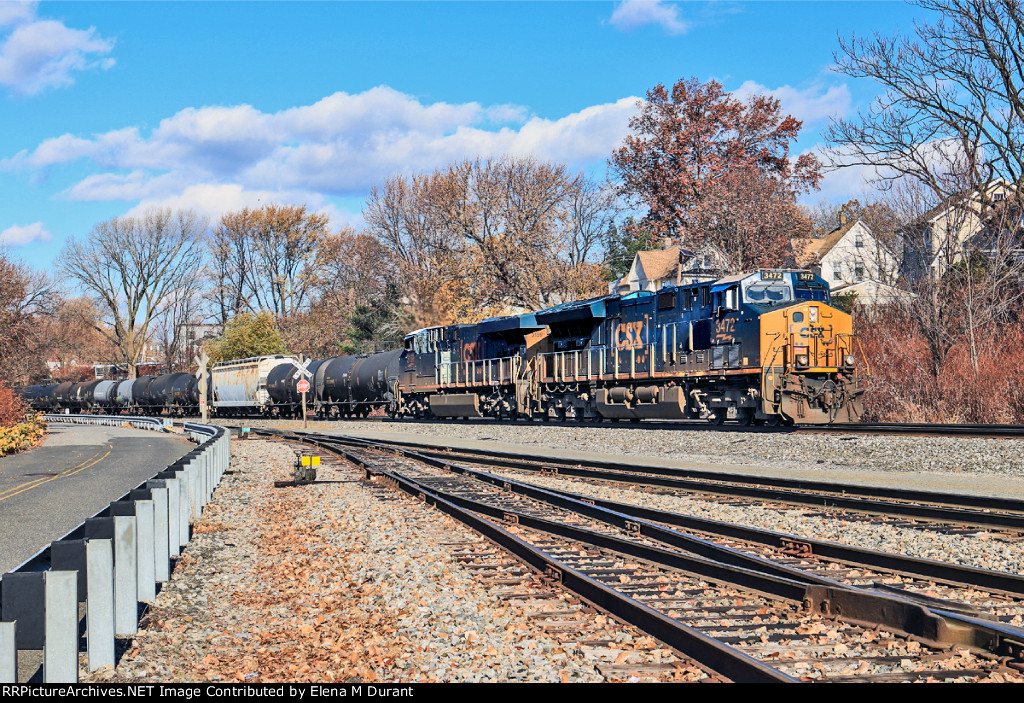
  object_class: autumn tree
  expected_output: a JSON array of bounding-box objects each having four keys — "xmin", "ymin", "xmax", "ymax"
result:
[
  {"xmin": 209, "ymin": 204, "xmax": 330, "ymax": 323},
  {"xmin": 365, "ymin": 157, "xmax": 614, "ymax": 326},
  {"xmin": 206, "ymin": 311, "xmax": 288, "ymax": 363},
  {"xmin": 58, "ymin": 208, "xmax": 208, "ymax": 378},
  {"xmin": 611, "ymin": 77, "xmax": 821, "ymax": 270},
  {"xmin": 277, "ymin": 227, "xmax": 403, "ymax": 358},
  {"xmin": 0, "ymin": 249, "xmax": 58, "ymax": 383}
]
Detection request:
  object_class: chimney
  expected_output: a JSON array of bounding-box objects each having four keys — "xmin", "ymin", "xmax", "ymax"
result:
[{"xmin": 838, "ymin": 209, "xmax": 848, "ymax": 226}]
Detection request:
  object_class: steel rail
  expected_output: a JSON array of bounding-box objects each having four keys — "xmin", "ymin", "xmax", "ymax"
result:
[
  {"xmin": 297, "ymin": 434, "xmax": 1024, "ymax": 531},
  {"xmin": 321, "ymin": 434, "xmax": 1024, "ymax": 515},
  {"xmin": 269, "ymin": 429, "xmax": 1024, "ymax": 661},
  {"xmin": 344, "ymin": 447, "xmax": 796, "ymax": 682},
  {"xmin": 340, "ymin": 437, "xmax": 1024, "ymax": 599}
]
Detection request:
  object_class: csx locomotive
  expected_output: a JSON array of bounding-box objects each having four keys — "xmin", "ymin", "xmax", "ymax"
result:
[{"xmin": 20, "ymin": 270, "xmax": 864, "ymax": 425}]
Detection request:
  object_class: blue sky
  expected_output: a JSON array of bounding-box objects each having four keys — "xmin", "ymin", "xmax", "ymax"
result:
[{"xmin": 1, "ymin": 0, "xmax": 927, "ymax": 269}]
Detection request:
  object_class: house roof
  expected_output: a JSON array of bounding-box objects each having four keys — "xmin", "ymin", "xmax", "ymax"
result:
[
  {"xmin": 636, "ymin": 246, "xmax": 682, "ymax": 281},
  {"xmin": 792, "ymin": 219, "xmax": 864, "ymax": 266}
]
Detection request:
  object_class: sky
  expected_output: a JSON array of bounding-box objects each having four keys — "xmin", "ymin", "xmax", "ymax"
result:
[{"xmin": 0, "ymin": 0, "xmax": 930, "ymax": 270}]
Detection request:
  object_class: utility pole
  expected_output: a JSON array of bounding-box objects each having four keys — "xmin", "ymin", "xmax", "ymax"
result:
[{"xmin": 195, "ymin": 350, "xmax": 210, "ymax": 422}]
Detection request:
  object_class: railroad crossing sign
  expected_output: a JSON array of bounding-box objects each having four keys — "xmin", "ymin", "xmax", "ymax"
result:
[
  {"xmin": 290, "ymin": 357, "xmax": 313, "ymax": 428},
  {"xmin": 291, "ymin": 357, "xmax": 313, "ymax": 381}
]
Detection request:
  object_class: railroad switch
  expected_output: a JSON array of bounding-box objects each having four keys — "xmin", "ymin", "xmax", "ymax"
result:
[{"xmin": 273, "ymin": 453, "xmax": 320, "ymax": 488}]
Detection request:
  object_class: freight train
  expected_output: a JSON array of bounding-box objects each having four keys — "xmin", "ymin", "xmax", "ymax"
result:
[{"xmin": 19, "ymin": 269, "xmax": 864, "ymax": 425}]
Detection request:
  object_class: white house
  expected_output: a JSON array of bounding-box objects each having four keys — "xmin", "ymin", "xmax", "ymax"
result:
[
  {"xmin": 792, "ymin": 213, "xmax": 901, "ymax": 306},
  {"xmin": 611, "ymin": 242, "xmax": 733, "ymax": 295}
]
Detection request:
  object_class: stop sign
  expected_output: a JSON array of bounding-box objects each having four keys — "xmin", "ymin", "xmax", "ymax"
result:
[{"xmin": 297, "ymin": 379, "xmax": 310, "ymax": 393}]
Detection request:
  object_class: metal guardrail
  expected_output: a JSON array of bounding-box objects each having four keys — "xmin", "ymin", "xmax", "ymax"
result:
[
  {"xmin": 44, "ymin": 414, "xmax": 172, "ymax": 432},
  {"xmin": 0, "ymin": 417, "xmax": 230, "ymax": 683}
]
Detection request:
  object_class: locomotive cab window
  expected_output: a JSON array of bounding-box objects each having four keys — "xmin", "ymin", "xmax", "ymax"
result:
[
  {"xmin": 657, "ymin": 291, "xmax": 676, "ymax": 311},
  {"xmin": 743, "ymin": 280, "xmax": 793, "ymax": 306},
  {"xmin": 795, "ymin": 285, "xmax": 830, "ymax": 303}
]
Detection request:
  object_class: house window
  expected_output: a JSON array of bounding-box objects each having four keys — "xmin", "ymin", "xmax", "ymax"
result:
[
  {"xmin": 855, "ymin": 264, "xmax": 865, "ymax": 280},
  {"xmin": 855, "ymin": 235, "xmax": 864, "ymax": 248},
  {"xmin": 834, "ymin": 270, "xmax": 843, "ymax": 281}
]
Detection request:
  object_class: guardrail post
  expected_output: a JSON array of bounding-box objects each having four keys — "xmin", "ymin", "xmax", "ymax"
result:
[
  {"xmin": 135, "ymin": 500, "xmax": 155, "ymax": 602},
  {"xmin": 86, "ymin": 539, "xmax": 114, "ymax": 671},
  {"xmin": 177, "ymin": 469, "xmax": 191, "ymax": 546},
  {"xmin": 2, "ymin": 572, "xmax": 44, "ymax": 650},
  {"xmin": 146, "ymin": 483, "xmax": 170, "ymax": 581},
  {"xmin": 50, "ymin": 540, "xmax": 87, "ymax": 604},
  {"xmin": 0, "ymin": 622, "xmax": 15, "ymax": 683},
  {"xmin": 113, "ymin": 516, "xmax": 137, "ymax": 637},
  {"xmin": 164, "ymin": 477, "xmax": 181, "ymax": 557},
  {"xmin": 43, "ymin": 570, "xmax": 77, "ymax": 683}
]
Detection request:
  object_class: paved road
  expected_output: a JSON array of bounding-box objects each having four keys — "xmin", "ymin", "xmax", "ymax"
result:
[{"xmin": 0, "ymin": 423, "xmax": 194, "ymax": 573}]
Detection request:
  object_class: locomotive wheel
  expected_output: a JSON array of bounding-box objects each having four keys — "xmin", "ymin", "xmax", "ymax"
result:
[{"xmin": 708, "ymin": 413, "xmax": 725, "ymax": 426}]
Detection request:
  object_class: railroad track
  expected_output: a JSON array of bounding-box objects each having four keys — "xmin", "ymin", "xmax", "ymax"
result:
[
  {"xmin": 204, "ymin": 414, "xmax": 1024, "ymax": 439},
  {"xmin": 261, "ymin": 429, "xmax": 1024, "ymax": 682},
  {"xmin": 286, "ymin": 434, "xmax": 1024, "ymax": 537}
]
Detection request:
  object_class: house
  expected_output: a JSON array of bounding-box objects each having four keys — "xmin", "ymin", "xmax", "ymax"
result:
[
  {"xmin": 610, "ymin": 241, "xmax": 734, "ymax": 295},
  {"xmin": 791, "ymin": 210, "xmax": 902, "ymax": 307},
  {"xmin": 902, "ymin": 179, "xmax": 1022, "ymax": 279}
]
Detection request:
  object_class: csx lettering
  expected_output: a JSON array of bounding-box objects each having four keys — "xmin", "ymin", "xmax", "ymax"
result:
[
  {"xmin": 462, "ymin": 342, "xmax": 481, "ymax": 360},
  {"xmin": 615, "ymin": 321, "xmax": 644, "ymax": 348}
]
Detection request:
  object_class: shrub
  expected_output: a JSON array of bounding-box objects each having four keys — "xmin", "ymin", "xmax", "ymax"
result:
[{"xmin": 0, "ymin": 381, "xmax": 27, "ymax": 427}]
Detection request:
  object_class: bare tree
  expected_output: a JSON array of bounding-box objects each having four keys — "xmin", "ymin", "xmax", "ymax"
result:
[
  {"xmin": 208, "ymin": 204, "xmax": 330, "ymax": 322},
  {"xmin": 825, "ymin": 0, "xmax": 1023, "ymax": 206},
  {"xmin": 826, "ymin": 0, "xmax": 1024, "ymax": 400},
  {"xmin": 209, "ymin": 208, "xmax": 256, "ymax": 325},
  {"xmin": 58, "ymin": 208, "xmax": 208, "ymax": 378}
]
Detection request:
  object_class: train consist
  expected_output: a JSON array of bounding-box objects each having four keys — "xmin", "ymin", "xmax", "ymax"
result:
[{"xmin": 20, "ymin": 269, "xmax": 864, "ymax": 425}]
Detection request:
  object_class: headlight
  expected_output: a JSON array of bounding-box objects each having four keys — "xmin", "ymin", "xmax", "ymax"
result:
[
  {"xmin": 795, "ymin": 354, "xmax": 809, "ymax": 367},
  {"xmin": 844, "ymin": 354, "xmax": 855, "ymax": 368}
]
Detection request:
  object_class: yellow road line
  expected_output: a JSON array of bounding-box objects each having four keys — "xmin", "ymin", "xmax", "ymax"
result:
[{"xmin": 0, "ymin": 444, "xmax": 113, "ymax": 502}]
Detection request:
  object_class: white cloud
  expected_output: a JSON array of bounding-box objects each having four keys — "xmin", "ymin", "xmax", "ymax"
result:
[
  {"xmin": 0, "ymin": 5, "xmax": 114, "ymax": 95},
  {"xmin": 122, "ymin": 183, "xmax": 362, "ymax": 232},
  {"xmin": 6, "ymin": 86, "xmax": 640, "ymax": 206},
  {"xmin": 733, "ymin": 81, "xmax": 851, "ymax": 125},
  {"xmin": 0, "ymin": 1, "xmax": 35, "ymax": 28},
  {"xmin": 1, "ymin": 220, "xmax": 51, "ymax": 246},
  {"xmin": 609, "ymin": 1, "xmax": 688, "ymax": 35}
]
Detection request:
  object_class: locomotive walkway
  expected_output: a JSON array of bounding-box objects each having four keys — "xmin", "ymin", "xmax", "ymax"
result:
[{"xmin": 0, "ymin": 422, "xmax": 193, "ymax": 573}]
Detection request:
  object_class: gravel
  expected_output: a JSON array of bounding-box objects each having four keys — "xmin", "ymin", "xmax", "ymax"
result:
[
  {"xmin": 236, "ymin": 419, "xmax": 1024, "ymax": 478},
  {"xmin": 84, "ymin": 439, "xmax": 705, "ymax": 683}
]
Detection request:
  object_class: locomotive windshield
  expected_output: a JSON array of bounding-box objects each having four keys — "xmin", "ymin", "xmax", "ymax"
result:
[
  {"xmin": 743, "ymin": 281, "xmax": 793, "ymax": 305},
  {"xmin": 794, "ymin": 285, "xmax": 830, "ymax": 303}
]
